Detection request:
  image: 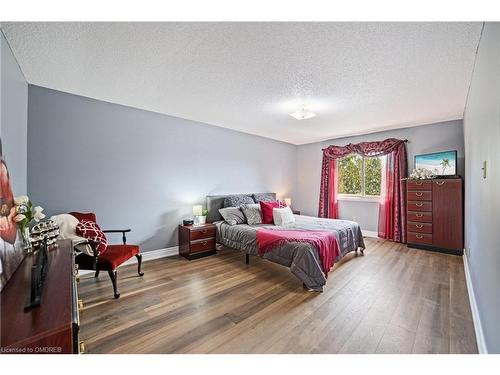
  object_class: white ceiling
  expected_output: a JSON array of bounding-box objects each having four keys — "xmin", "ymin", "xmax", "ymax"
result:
[{"xmin": 1, "ymin": 22, "xmax": 482, "ymax": 145}]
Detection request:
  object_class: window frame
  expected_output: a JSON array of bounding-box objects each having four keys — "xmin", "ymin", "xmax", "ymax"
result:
[{"xmin": 337, "ymin": 154, "xmax": 384, "ymax": 201}]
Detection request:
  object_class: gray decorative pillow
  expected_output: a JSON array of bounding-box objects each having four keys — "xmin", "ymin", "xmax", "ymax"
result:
[
  {"xmin": 218, "ymin": 207, "xmax": 246, "ymax": 226},
  {"xmin": 223, "ymin": 195, "xmax": 254, "ymax": 208},
  {"xmin": 252, "ymin": 193, "xmax": 275, "ymax": 202},
  {"xmin": 241, "ymin": 204, "xmax": 263, "ymax": 225}
]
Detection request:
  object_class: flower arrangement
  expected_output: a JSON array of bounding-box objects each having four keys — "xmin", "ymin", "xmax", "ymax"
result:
[
  {"xmin": 407, "ymin": 168, "xmax": 436, "ymax": 180},
  {"xmin": 13, "ymin": 195, "xmax": 45, "ymax": 251},
  {"xmin": 13, "ymin": 195, "xmax": 46, "ymax": 225}
]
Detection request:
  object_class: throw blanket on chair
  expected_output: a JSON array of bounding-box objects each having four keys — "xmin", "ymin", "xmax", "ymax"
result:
[
  {"xmin": 50, "ymin": 214, "xmax": 94, "ymax": 256},
  {"xmin": 256, "ymin": 229, "xmax": 340, "ymax": 276}
]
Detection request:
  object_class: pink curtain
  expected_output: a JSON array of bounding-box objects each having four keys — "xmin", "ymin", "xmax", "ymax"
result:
[
  {"xmin": 318, "ymin": 138, "xmax": 407, "ymax": 243},
  {"xmin": 318, "ymin": 158, "xmax": 338, "ymax": 219}
]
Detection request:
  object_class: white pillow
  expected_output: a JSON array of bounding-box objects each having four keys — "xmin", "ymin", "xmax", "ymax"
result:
[{"xmin": 272, "ymin": 206, "xmax": 295, "ymax": 226}]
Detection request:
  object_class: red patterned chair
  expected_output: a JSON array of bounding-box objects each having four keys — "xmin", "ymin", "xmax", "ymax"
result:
[{"xmin": 69, "ymin": 212, "xmax": 143, "ymax": 299}]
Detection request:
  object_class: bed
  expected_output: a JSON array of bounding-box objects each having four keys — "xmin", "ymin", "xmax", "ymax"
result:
[{"xmin": 207, "ymin": 193, "xmax": 365, "ymax": 292}]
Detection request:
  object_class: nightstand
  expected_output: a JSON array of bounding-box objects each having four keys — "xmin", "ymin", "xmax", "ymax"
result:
[{"xmin": 178, "ymin": 223, "xmax": 216, "ymax": 260}]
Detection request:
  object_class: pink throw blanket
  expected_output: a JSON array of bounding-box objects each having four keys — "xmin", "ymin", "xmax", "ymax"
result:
[{"xmin": 256, "ymin": 229, "xmax": 340, "ymax": 277}]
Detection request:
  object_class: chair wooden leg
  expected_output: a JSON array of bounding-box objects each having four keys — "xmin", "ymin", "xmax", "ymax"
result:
[
  {"xmin": 136, "ymin": 254, "xmax": 144, "ymax": 276},
  {"xmin": 107, "ymin": 270, "xmax": 120, "ymax": 299},
  {"xmin": 94, "ymin": 270, "xmax": 100, "ymax": 278}
]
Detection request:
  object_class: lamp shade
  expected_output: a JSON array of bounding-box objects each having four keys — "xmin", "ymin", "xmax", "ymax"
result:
[
  {"xmin": 284, "ymin": 198, "xmax": 292, "ymax": 207},
  {"xmin": 192, "ymin": 205, "xmax": 203, "ymax": 216}
]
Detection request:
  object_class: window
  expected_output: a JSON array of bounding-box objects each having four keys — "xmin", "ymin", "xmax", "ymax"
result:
[{"xmin": 337, "ymin": 154, "xmax": 384, "ymax": 198}]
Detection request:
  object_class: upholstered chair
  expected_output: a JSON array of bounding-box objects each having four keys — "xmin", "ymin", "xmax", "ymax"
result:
[{"xmin": 69, "ymin": 212, "xmax": 143, "ymax": 299}]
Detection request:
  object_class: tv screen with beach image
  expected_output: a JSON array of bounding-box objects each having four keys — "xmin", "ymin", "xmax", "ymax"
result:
[{"xmin": 415, "ymin": 150, "xmax": 457, "ymax": 176}]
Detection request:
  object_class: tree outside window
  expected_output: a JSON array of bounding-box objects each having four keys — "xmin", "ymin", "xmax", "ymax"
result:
[{"xmin": 337, "ymin": 154, "xmax": 384, "ymax": 197}]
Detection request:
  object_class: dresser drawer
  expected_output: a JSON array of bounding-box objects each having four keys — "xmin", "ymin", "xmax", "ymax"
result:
[
  {"xmin": 408, "ymin": 201, "xmax": 432, "ymax": 212},
  {"xmin": 190, "ymin": 227, "xmax": 216, "ymax": 241},
  {"xmin": 407, "ymin": 232, "xmax": 433, "ymax": 245},
  {"xmin": 407, "ymin": 201, "xmax": 432, "ymax": 211},
  {"xmin": 407, "ymin": 191, "xmax": 432, "ymax": 201},
  {"xmin": 407, "ymin": 211, "xmax": 432, "ymax": 223},
  {"xmin": 407, "ymin": 180, "xmax": 432, "ymax": 191},
  {"xmin": 407, "ymin": 222, "xmax": 432, "ymax": 234},
  {"xmin": 191, "ymin": 238, "xmax": 215, "ymax": 253}
]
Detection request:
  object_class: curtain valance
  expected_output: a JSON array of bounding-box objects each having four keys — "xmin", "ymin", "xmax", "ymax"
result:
[{"xmin": 322, "ymin": 138, "xmax": 407, "ymax": 159}]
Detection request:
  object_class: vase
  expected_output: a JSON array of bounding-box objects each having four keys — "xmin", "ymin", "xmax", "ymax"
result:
[{"xmin": 20, "ymin": 226, "xmax": 33, "ymax": 254}]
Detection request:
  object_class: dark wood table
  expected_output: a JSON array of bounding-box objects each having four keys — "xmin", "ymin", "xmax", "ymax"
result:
[{"xmin": 0, "ymin": 239, "xmax": 81, "ymax": 354}]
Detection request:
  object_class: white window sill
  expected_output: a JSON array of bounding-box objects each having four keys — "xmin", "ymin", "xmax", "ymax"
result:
[{"xmin": 337, "ymin": 196, "xmax": 381, "ymax": 203}]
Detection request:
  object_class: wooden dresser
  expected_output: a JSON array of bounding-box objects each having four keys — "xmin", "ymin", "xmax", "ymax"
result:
[
  {"xmin": 406, "ymin": 178, "xmax": 463, "ymax": 255},
  {"xmin": 179, "ymin": 223, "xmax": 216, "ymax": 260},
  {"xmin": 0, "ymin": 239, "xmax": 82, "ymax": 354}
]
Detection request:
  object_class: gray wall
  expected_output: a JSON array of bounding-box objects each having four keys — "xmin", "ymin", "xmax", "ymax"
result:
[
  {"xmin": 296, "ymin": 120, "xmax": 465, "ymax": 231},
  {"xmin": 0, "ymin": 31, "xmax": 28, "ymax": 195},
  {"xmin": 463, "ymin": 22, "xmax": 500, "ymax": 353},
  {"xmin": 27, "ymin": 85, "xmax": 297, "ymax": 251}
]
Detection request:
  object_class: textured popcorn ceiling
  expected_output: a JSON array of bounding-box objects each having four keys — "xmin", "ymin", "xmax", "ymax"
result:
[{"xmin": 1, "ymin": 22, "xmax": 482, "ymax": 145}]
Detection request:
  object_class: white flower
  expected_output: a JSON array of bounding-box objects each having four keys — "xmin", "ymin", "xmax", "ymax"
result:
[
  {"xmin": 17, "ymin": 204, "xmax": 29, "ymax": 214},
  {"xmin": 14, "ymin": 195, "xmax": 29, "ymax": 206},
  {"xmin": 33, "ymin": 206, "xmax": 46, "ymax": 222},
  {"xmin": 14, "ymin": 214, "xmax": 26, "ymax": 222},
  {"xmin": 409, "ymin": 167, "xmax": 435, "ymax": 180}
]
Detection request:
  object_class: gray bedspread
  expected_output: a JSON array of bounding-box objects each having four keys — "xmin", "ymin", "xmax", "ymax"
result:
[{"xmin": 215, "ymin": 215, "xmax": 365, "ymax": 291}]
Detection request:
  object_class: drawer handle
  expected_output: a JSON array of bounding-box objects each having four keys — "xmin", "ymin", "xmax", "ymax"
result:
[
  {"xmin": 75, "ymin": 272, "xmax": 80, "ymax": 283},
  {"xmin": 416, "ymin": 234, "xmax": 423, "ymax": 239},
  {"xmin": 415, "ymin": 213, "xmax": 423, "ymax": 217},
  {"xmin": 201, "ymin": 240, "xmax": 207, "ymax": 246},
  {"xmin": 415, "ymin": 182, "xmax": 423, "ymax": 185},
  {"xmin": 415, "ymin": 192, "xmax": 423, "ymax": 197},
  {"xmin": 79, "ymin": 341, "xmax": 86, "ymax": 354},
  {"xmin": 201, "ymin": 230, "xmax": 207, "ymax": 234},
  {"xmin": 78, "ymin": 299, "xmax": 84, "ymax": 310},
  {"xmin": 436, "ymin": 181, "xmax": 445, "ymax": 185},
  {"xmin": 415, "ymin": 203, "xmax": 423, "ymax": 207},
  {"xmin": 416, "ymin": 224, "xmax": 423, "ymax": 229}
]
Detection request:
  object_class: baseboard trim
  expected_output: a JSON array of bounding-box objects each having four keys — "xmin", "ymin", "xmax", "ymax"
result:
[
  {"xmin": 362, "ymin": 230, "xmax": 378, "ymax": 238},
  {"xmin": 80, "ymin": 246, "xmax": 179, "ymax": 276},
  {"xmin": 134, "ymin": 246, "xmax": 179, "ymax": 263},
  {"xmin": 463, "ymin": 253, "xmax": 488, "ymax": 354}
]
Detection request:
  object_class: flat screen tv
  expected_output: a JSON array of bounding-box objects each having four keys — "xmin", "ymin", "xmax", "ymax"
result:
[{"xmin": 414, "ymin": 150, "xmax": 457, "ymax": 176}]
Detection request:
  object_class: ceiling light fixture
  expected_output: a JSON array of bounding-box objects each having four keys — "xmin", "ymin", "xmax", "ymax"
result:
[{"xmin": 289, "ymin": 106, "xmax": 316, "ymax": 120}]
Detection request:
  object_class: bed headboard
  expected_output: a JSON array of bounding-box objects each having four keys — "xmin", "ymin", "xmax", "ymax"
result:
[{"xmin": 206, "ymin": 192, "xmax": 276, "ymax": 223}]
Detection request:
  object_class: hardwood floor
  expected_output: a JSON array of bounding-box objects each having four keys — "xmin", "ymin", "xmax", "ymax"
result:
[{"xmin": 78, "ymin": 237, "xmax": 478, "ymax": 354}]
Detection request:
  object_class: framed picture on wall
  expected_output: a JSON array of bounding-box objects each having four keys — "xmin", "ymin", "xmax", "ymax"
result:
[{"xmin": 0, "ymin": 138, "xmax": 25, "ymax": 291}]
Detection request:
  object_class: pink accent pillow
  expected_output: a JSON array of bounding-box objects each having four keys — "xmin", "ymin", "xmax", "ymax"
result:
[
  {"xmin": 259, "ymin": 200, "xmax": 286, "ymax": 224},
  {"xmin": 76, "ymin": 220, "xmax": 108, "ymax": 255}
]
